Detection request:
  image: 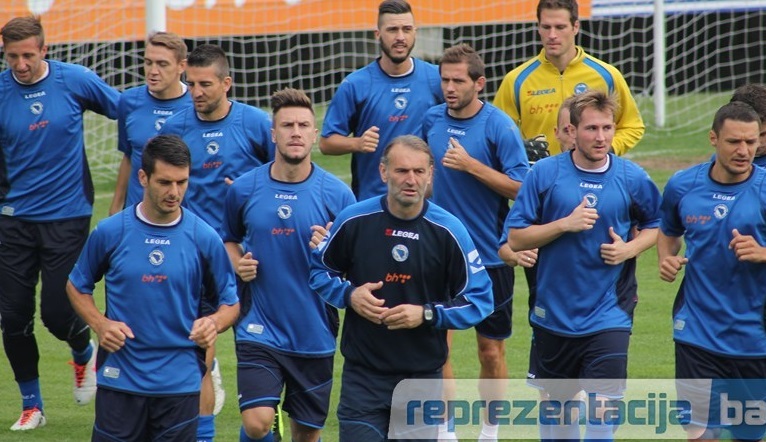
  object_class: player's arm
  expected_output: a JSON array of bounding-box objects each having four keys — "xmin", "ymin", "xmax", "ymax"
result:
[
  {"xmin": 442, "ymin": 137, "xmax": 521, "ymax": 199},
  {"xmin": 191, "ymin": 303, "xmax": 240, "ymax": 349},
  {"xmin": 600, "ymin": 226, "xmax": 658, "ymax": 265},
  {"xmin": 611, "ymin": 71, "xmax": 645, "ymax": 156},
  {"xmin": 224, "ymin": 242, "xmax": 258, "ymax": 282},
  {"xmin": 66, "ymin": 280, "xmax": 134, "ymax": 353},
  {"xmin": 509, "ymin": 197, "xmax": 598, "ymax": 251},
  {"xmin": 492, "ymin": 74, "xmax": 522, "ymax": 127},
  {"xmin": 108, "ymin": 154, "xmax": 131, "ymax": 216},
  {"xmin": 729, "ymin": 228, "xmax": 766, "ymax": 263},
  {"xmin": 657, "ymin": 230, "xmax": 687, "ymax": 282},
  {"xmin": 319, "ymin": 128, "xmax": 380, "ymax": 155}
]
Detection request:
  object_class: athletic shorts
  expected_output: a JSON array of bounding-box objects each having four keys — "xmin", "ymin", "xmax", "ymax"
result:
[
  {"xmin": 474, "ymin": 265, "xmax": 514, "ymax": 340},
  {"xmin": 675, "ymin": 342, "xmax": 766, "ymax": 440},
  {"xmin": 533, "ymin": 328, "xmax": 630, "ymax": 400},
  {"xmin": 337, "ymin": 361, "xmax": 440, "ymax": 442},
  {"xmin": 236, "ymin": 342, "xmax": 333, "ymax": 428},
  {"xmin": 92, "ymin": 388, "xmax": 199, "ymax": 442}
]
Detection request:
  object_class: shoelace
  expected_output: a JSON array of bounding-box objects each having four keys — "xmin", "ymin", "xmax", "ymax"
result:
[
  {"xmin": 69, "ymin": 361, "xmax": 87, "ymax": 387},
  {"xmin": 18, "ymin": 407, "xmax": 39, "ymax": 425}
]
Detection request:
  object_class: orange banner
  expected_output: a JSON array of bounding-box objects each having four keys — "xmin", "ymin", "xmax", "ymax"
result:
[{"xmin": 2, "ymin": 0, "xmax": 592, "ymax": 44}]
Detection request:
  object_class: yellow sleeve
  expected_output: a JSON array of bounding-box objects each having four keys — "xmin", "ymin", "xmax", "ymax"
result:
[
  {"xmin": 610, "ymin": 66, "xmax": 645, "ymax": 156},
  {"xmin": 493, "ymin": 72, "xmax": 522, "ymax": 128}
]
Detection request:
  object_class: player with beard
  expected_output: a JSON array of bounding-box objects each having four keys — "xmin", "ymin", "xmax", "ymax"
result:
[
  {"xmin": 320, "ymin": 0, "xmax": 443, "ymax": 200},
  {"xmin": 158, "ymin": 43, "xmax": 274, "ymax": 442},
  {"xmin": 422, "ymin": 44, "xmax": 529, "ymax": 441},
  {"xmin": 222, "ymin": 88, "xmax": 354, "ymax": 442}
]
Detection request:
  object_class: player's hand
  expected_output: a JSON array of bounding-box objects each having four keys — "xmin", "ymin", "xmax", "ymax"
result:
[
  {"xmin": 94, "ymin": 319, "xmax": 134, "ymax": 353},
  {"xmin": 563, "ymin": 197, "xmax": 598, "ymax": 232},
  {"xmin": 380, "ymin": 304, "xmax": 425, "ymax": 329},
  {"xmin": 237, "ymin": 252, "xmax": 259, "ymax": 282},
  {"xmin": 357, "ymin": 126, "xmax": 380, "ymax": 153},
  {"xmin": 349, "ymin": 281, "xmax": 388, "ymax": 324},
  {"xmin": 498, "ymin": 244, "xmax": 538, "ymax": 268},
  {"xmin": 442, "ymin": 137, "xmax": 475, "ymax": 172},
  {"xmin": 224, "ymin": 176, "xmax": 234, "ymax": 185},
  {"xmin": 659, "ymin": 255, "xmax": 688, "ymax": 282},
  {"xmin": 309, "ymin": 221, "xmax": 332, "ymax": 250},
  {"xmin": 600, "ymin": 227, "xmax": 632, "ymax": 265},
  {"xmin": 189, "ymin": 316, "xmax": 218, "ymax": 349},
  {"xmin": 729, "ymin": 228, "xmax": 766, "ymax": 262}
]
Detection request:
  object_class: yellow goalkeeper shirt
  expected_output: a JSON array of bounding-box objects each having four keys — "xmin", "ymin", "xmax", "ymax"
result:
[{"xmin": 493, "ymin": 46, "xmax": 644, "ymax": 156}]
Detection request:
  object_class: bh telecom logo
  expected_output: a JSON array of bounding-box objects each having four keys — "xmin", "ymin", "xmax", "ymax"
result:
[{"xmin": 388, "ymin": 379, "xmax": 766, "ymax": 440}]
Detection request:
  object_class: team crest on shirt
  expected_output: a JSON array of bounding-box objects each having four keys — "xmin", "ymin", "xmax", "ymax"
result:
[
  {"xmin": 148, "ymin": 249, "xmax": 164, "ymax": 266},
  {"xmin": 277, "ymin": 204, "xmax": 292, "ymax": 219},
  {"xmin": 206, "ymin": 141, "xmax": 220, "ymax": 155},
  {"xmin": 30, "ymin": 101, "xmax": 43, "ymax": 115},
  {"xmin": 574, "ymin": 83, "xmax": 588, "ymax": 95},
  {"xmin": 394, "ymin": 95, "xmax": 408, "ymax": 110},
  {"xmin": 713, "ymin": 204, "xmax": 728, "ymax": 219},
  {"xmin": 392, "ymin": 244, "xmax": 409, "ymax": 262},
  {"xmin": 583, "ymin": 193, "xmax": 598, "ymax": 208},
  {"xmin": 154, "ymin": 118, "xmax": 166, "ymax": 131}
]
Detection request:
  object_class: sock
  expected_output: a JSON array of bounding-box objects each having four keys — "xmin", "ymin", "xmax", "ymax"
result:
[
  {"xmin": 479, "ymin": 422, "xmax": 499, "ymax": 440},
  {"xmin": 548, "ymin": 421, "xmax": 580, "ymax": 441},
  {"xmin": 240, "ymin": 426, "xmax": 274, "ymax": 442},
  {"xmin": 18, "ymin": 379, "xmax": 43, "ymax": 411},
  {"xmin": 71, "ymin": 340, "xmax": 93, "ymax": 365},
  {"xmin": 584, "ymin": 421, "xmax": 613, "ymax": 441},
  {"xmin": 437, "ymin": 420, "xmax": 458, "ymax": 441},
  {"xmin": 539, "ymin": 422, "xmax": 552, "ymax": 441},
  {"xmin": 197, "ymin": 414, "xmax": 215, "ymax": 441}
]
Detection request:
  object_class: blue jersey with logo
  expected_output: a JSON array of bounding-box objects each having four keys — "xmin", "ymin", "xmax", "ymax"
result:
[
  {"xmin": 506, "ymin": 152, "xmax": 661, "ymax": 336},
  {"xmin": 423, "ymin": 102, "xmax": 529, "ymax": 267},
  {"xmin": 118, "ymin": 85, "xmax": 191, "ymax": 207},
  {"xmin": 309, "ymin": 197, "xmax": 493, "ymax": 373},
  {"xmin": 0, "ymin": 60, "xmax": 119, "ymax": 220},
  {"xmin": 661, "ymin": 163, "xmax": 766, "ymax": 357},
  {"xmin": 68, "ymin": 207, "xmax": 238, "ymax": 395},
  {"xmin": 221, "ymin": 163, "xmax": 355, "ymax": 356},
  {"xmin": 321, "ymin": 58, "xmax": 443, "ymax": 200},
  {"xmin": 160, "ymin": 100, "xmax": 274, "ymax": 230}
]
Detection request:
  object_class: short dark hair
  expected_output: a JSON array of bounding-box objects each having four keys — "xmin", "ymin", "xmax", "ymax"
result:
[
  {"xmin": 569, "ymin": 90, "xmax": 618, "ymax": 127},
  {"xmin": 1, "ymin": 16, "xmax": 44, "ymax": 48},
  {"xmin": 381, "ymin": 135, "xmax": 434, "ymax": 167},
  {"xmin": 141, "ymin": 135, "xmax": 191, "ymax": 177},
  {"xmin": 147, "ymin": 31, "xmax": 187, "ymax": 62},
  {"xmin": 271, "ymin": 88, "xmax": 314, "ymax": 117},
  {"xmin": 440, "ymin": 43, "xmax": 485, "ymax": 81},
  {"xmin": 187, "ymin": 44, "xmax": 230, "ymax": 79},
  {"xmin": 712, "ymin": 101, "xmax": 760, "ymax": 135},
  {"xmin": 730, "ymin": 84, "xmax": 766, "ymax": 124},
  {"xmin": 537, "ymin": 0, "xmax": 578, "ymax": 25},
  {"xmin": 378, "ymin": 0, "xmax": 413, "ymax": 27}
]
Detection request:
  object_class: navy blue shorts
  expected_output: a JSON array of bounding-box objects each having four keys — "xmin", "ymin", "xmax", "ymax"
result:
[
  {"xmin": 236, "ymin": 342, "xmax": 333, "ymax": 428},
  {"xmin": 92, "ymin": 388, "xmax": 199, "ymax": 442},
  {"xmin": 475, "ymin": 265, "xmax": 514, "ymax": 340},
  {"xmin": 533, "ymin": 328, "xmax": 629, "ymax": 400},
  {"xmin": 337, "ymin": 361, "xmax": 441, "ymax": 442},
  {"xmin": 675, "ymin": 342, "xmax": 766, "ymax": 440}
]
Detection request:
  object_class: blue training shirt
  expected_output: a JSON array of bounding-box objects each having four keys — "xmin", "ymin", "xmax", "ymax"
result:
[
  {"xmin": 309, "ymin": 197, "xmax": 494, "ymax": 373},
  {"xmin": 160, "ymin": 100, "xmax": 274, "ymax": 230},
  {"xmin": 0, "ymin": 60, "xmax": 119, "ymax": 221},
  {"xmin": 506, "ymin": 152, "xmax": 661, "ymax": 336},
  {"xmin": 118, "ymin": 85, "xmax": 191, "ymax": 207},
  {"xmin": 321, "ymin": 58, "xmax": 443, "ymax": 200},
  {"xmin": 661, "ymin": 163, "xmax": 766, "ymax": 357},
  {"xmin": 424, "ymin": 102, "xmax": 529, "ymax": 267},
  {"xmin": 221, "ymin": 163, "xmax": 355, "ymax": 356},
  {"xmin": 68, "ymin": 206, "xmax": 239, "ymax": 395}
]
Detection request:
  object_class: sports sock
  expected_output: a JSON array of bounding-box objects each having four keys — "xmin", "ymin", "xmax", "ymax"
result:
[
  {"xmin": 71, "ymin": 340, "xmax": 93, "ymax": 365},
  {"xmin": 197, "ymin": 414, "xmax": 215, "ymax": 441},
  {"xmin": 584, "ymin": 420, "xmax": 613, "ymax": 442},
  {"xmin": 18, "ymin": 378, "xmax": 43, "ymax": 410},
  {"xmin": 479, "ymin": 422, "xmax": 499, "ymax": 440},
  {"xmin": 240, "ymin": 426, "xmax": 274, "ymax": 442}
]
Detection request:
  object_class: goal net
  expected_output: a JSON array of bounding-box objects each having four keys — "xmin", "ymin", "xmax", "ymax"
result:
[{"xmin": 2, "ymin": 0, "xmax": 765, "ymax": 188}]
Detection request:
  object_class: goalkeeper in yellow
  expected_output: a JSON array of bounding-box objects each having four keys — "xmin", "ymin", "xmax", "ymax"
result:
[{"xmin": 494, "ymin": 0, "xmax": 644, "ymax": 155}]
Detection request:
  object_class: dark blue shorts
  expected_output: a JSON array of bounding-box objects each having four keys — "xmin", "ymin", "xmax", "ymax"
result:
[
  {"xmin": 533, "ymin": 328, "xmax": 629, "ymax": 400},
  {"xmin": 675, "ymin": 342, "xmax": 766, "ymax": 440},
  {"xmin": 337, "ymin": 361, "xmax": 441, "ymax": 442},
  {"xmin": 92, "ymin": 388, "xmax": 199, "ymax": 442},
  {"xmin": 236, "ymin": 342, "xmax": 333, "ymax": 428},
  {"xmin": 475, "ymin": 265, "xmax": 514, "ymax": 340}
]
